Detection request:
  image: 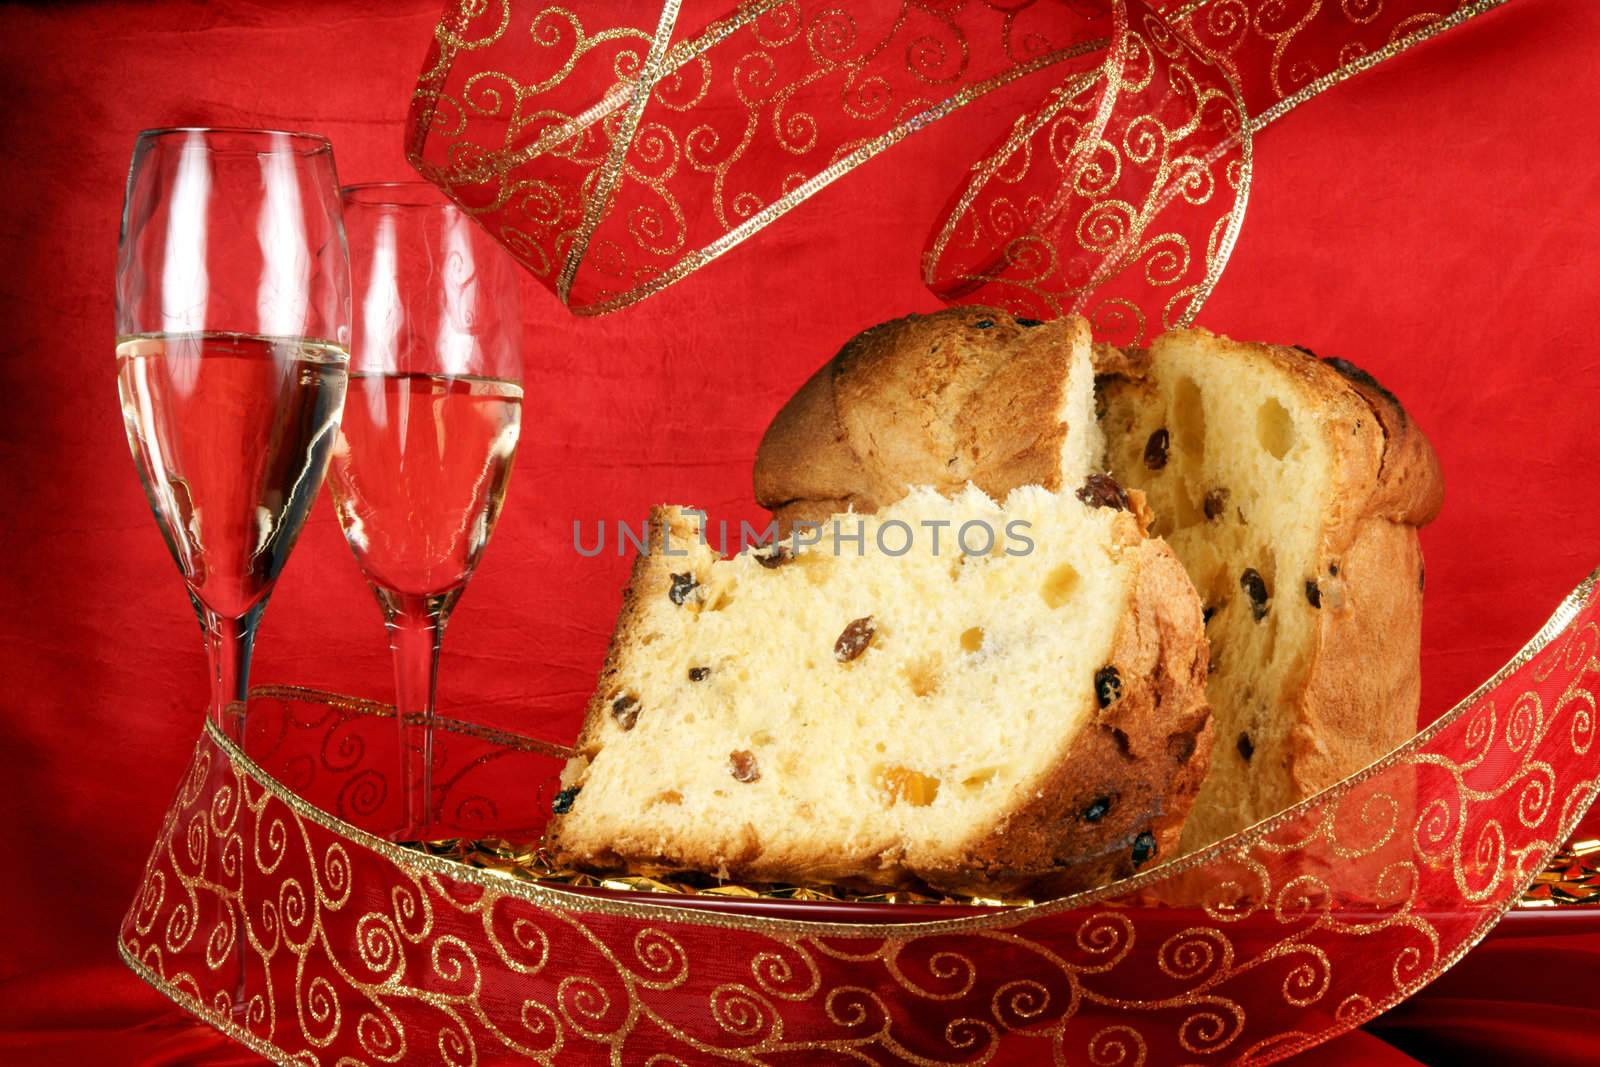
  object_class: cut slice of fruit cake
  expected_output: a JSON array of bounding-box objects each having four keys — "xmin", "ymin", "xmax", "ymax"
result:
[{"xmin": 548, "ymin": 315, "xmax": 1211, "ymax": 896}]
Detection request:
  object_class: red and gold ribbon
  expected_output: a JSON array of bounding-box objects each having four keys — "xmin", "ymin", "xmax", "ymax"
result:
[
  {"xmin": 407, "ymin": 0, "xmax": 1513, "ymax": 340},
  {"xmin": 120, "ymin": 569, "xmax": 1600, "ymax": 1064}
]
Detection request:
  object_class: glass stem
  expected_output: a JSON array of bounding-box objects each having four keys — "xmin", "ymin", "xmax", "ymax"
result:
[
  {"xmin": 199, "ymin": 596, "xmax": 265, "ymax": 1016},
  {"xmin": 204, "ymin": 599, "xmax": 265, "ymax": 741},
  {"xmin": 381, "ymin": 589, "xmax": 454, "ymax": 840}
]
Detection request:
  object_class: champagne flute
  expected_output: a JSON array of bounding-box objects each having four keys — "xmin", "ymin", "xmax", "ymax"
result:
[
  {"xmin": 327, "ymin": 182, "xmax": 522, "ymax": 839},
  {"xmin": 116, "ymin": 128, "xmax": 350, "ymax": 738}
]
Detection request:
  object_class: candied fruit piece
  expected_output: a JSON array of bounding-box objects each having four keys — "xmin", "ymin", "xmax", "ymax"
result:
[{"xmin": 876, "ymin": 764, "xmax": 941, "ymax": 807}]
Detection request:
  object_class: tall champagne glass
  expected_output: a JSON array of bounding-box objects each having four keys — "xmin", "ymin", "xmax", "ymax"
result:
[
  {"xmin": 116, "ymin": 128, "xmax": 350, "ymax": 738},
  {"xmin": 327, "ymin": 183, "xmax": 522, "ymax": 839}
]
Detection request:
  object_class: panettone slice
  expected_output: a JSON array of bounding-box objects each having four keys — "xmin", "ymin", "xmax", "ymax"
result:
[{"xmin": 546, "ymin": 488, "xmax": 1210, "ymax": 895}]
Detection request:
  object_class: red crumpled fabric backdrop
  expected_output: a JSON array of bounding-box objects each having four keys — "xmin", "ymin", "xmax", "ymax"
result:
[{"xmin": 0, "ymin": 1, "xmax": 1597, "ymax": 1063}]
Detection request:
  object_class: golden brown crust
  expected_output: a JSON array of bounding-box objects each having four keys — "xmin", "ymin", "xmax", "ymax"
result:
[
  {"xmin": 1321, "ymin": 353, "xmax": 1444, "ymax": 526},
  {"xmin": 755, "ymin": 307, "xmax": 1088, "ymax": 528},
  {"xmin": 751, "ymin": 362, "xmax": 873, "ymax": 521},
  {"xmin": 1291, "ymin": 514, "xmax": 1424, "ymax": 797}
]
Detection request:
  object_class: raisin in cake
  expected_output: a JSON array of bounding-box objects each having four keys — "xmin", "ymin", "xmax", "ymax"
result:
[
  {"xmin": 755, "ymin": 310, "xmax": 1442, "ymax": 853},
  {"xmin": 547, "ymin": 487, "xmax": 1209, "ymax": 895}
]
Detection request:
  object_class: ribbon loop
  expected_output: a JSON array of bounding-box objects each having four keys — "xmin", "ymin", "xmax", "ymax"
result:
[{"xmin": 410, "ymin": 0, "xmax": 1511, "ymax": 338}]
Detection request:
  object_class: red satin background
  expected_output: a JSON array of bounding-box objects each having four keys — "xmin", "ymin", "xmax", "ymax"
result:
[{"xmin": 0, "ymin": 1, "xmax": 1597, "ymax": 1063}]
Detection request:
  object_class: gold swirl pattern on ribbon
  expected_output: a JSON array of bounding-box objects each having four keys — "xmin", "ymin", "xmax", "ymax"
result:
[
  {"xmin": 408, "ymin": 0, "xmax": 1511, "ymax": 338},
  {"xmin": 120, "ymin": 568, "xmax": 1600, "ymax": 1065}
]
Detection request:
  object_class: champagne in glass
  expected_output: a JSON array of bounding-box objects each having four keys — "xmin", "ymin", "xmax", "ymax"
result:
[
  {"xmin": 328, "ymin": 182, "xmax": 522, "ymax": 839},
  {"xmin": 329, "ymin": 372, "xmax": 520, "ymax": 598},
  {"xmin": 116, "ymin": 129, "xmax": 350, "ymax": 735},
  {"xmin": 117, "ymin": 334, "xmax": 347, "ymax": 619}
]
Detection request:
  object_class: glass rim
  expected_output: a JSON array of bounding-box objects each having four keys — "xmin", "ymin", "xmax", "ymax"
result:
[
  {"xmin": 341, "ymin": 181, "xmax": 455, "ymax": 209},
  {"xmin": 135, "ymin": 126, "xmax": 335, "ymax": 155}
]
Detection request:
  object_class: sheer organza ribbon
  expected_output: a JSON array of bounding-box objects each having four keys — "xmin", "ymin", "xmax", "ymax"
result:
[
  {"xmin": 120, "ymin": 569, "xmax": 1599, "ymax": 1064},
  {"xmin": 407, "ymin": 0, "xmax": 1513, "ymax": 340}
]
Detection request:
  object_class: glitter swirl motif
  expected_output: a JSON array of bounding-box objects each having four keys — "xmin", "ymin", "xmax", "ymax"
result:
[
  {"xmin": 407, "ymin": 0, "xmax": 1512, "ymax": 339},
  {"xmin": 121, "ymin": 569, "xmax": 1599, "ymax": 1065}
]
